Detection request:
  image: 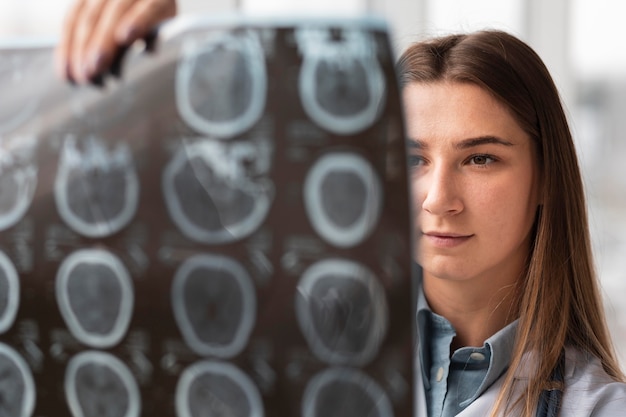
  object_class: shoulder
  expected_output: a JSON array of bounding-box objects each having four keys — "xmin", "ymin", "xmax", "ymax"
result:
[{"xmin": 560, "ymin": 347, "xmax": 626, "ymax": 416}]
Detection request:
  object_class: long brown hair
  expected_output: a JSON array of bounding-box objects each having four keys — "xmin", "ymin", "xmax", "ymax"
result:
[{"xmin": 398, "ymin": 30, "xmax": 624, "ymax": 416}]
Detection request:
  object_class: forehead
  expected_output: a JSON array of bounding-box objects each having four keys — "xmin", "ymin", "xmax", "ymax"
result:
[{"xmin": 402, "ymin": 81, "xmax": 529, "ymax": 146}]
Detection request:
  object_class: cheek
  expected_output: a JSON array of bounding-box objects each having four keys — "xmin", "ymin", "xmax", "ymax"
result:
[{"xmin": 472, "ymin": 179, "xmax": 537, "ymax": 237}]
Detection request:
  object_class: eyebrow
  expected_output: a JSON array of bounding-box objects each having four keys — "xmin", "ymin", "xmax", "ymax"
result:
[{"xmin": 407, "ymin": 135, "xmax": 515, "ymax": 150}]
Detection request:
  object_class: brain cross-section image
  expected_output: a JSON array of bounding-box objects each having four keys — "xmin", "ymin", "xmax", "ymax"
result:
[
  {"xmin": 0, "ymin": 251, "xmax": 19, "ymax": 334},
  {"xmin": 296, "ymin": 259, "xmax": 388, "ymax": 366},
  {"xmin": 0, "ymin": 54, "xmax": 41, "ymax": 135},
  {"xmin": 54, "ymin": 136, "xmax": 139, "ymax": 238},
  {"xmin": 65, "ymin": 351, "xmax": 140, "ymax": 417},
  {"xmin": 302, "ymin": 368, "xmax": 393, "ymax": 417},
  {"xmin": 304, "ymin": 152, "xmax": 382, "ymax": 248},
  {"xmin": 172, "ymin": 254, "xmax": 256, "ymax": 358},
  {"xmin": 163, "ymin": 139, "xmax": 273, "ymax": 244},
  {"xmin": 176, "ymin": 31, "xmax": 267, "ymax": 138},
  {"xmin": 176, "ymin": 360, "xmax": 264, "ymax": 417},
  {"xmin": 0, "ymin": 138, "xmax": 37, "ymax": 232},
  {"xmin": 0, "ymin": 343, "xmax": 36, "ymax": 417},
  {"xmin": 296, "ymin": 28, "xmax": 386, "ymax": 135},
  {"xmin": 56, "ymin": 249, "xmax": 134, "ymax": 349}
]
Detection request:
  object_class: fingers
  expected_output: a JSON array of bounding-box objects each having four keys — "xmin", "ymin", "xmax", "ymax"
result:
[
  {"xmin": 55, "ymin": 0, "xmax": 178, "ymax": 84},
  {"xmin": 56, "ymin": 0, "xmax": 113, "ymax": 83},
  {"xmin": 55, "ymin": 0, "xmax": 87, "ymax": 81},
  {"xmin": 84, "ymin": 0, "xmax": 138, "ymax": 82},
  {"xmin": 115, "ymin": 0, "xmax": 177, "ymax": 45},
  {"xmin": 69, "ymin": 0, "xmax": 109, "ymax": 83}
]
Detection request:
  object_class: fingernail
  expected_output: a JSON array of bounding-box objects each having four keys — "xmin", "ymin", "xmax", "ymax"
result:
[
  {"xmin": 120, "ymin": 26, "xmax": 138, "ymax": 44},
  {"xmin": 88, "ymin": 51, "xmax": 106, "ymax": 75},
  {"xmin": 81, "ymin": 52, "xmax": 103, "ymax": 85},
  {"xmin": 73, "ymin": 62, "xmax": 87, "ymax": 84},
  {"xmin": 63, "ymin": 62, "xmax": 77, "ymax": 86}
]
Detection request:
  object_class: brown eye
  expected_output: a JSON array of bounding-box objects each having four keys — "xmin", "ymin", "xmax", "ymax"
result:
[{"xmin": 469, "ymin": 155, "xmax": 494, "ymax": 165}]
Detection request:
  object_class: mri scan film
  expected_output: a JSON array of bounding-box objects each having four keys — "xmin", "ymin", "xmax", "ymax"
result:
[{"xmin": 0, "ymin": 15, "xmax": 413, "ymax": 417}]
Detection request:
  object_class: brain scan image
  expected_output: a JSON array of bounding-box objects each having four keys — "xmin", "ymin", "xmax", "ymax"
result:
[
  {"xmin": 54, "ymin": 136, "xmax": 140, "ymax": 238},
  {"xmin": 0, "ymin": 137, "xmax": 38, "ymax": 232},
  {"xmin": 0, "ymin": 54, "xmax": 41, "ymax": 135},
  {"xmin": 0, "ymin": 251, "xmax": 19, "ymax": 334},
  {"xmin": 302, "ymin": 367, "xmax": 393, "ymax": 417},
  {"xmin": 64, "ymin": 351, "xmax": 140, "ymax": 417},
  {"xmin": 0, "ymin": 343, "xmax": 36, "ymax": 417},
  {"xmin": 176, "ymin": 31, "xmax": 267, "ymax": 138},
  {"xmin": 296, "ymin": 28, "xmax": 386, "ymax": 135},
  {"xmin": 163, "ymin": 139, "xmax": 273, "ymax": 244},
  {"xmin": 304, "ymin": 152, "xmax": 382, "ymax": 248},
  {"xmin": 176, "ymin": 360, "xmax": 263, "ymax": 417},
  {"xmin": 56, "ymin": 249, "xmax": 134, "ymax": 349},
  {"xmin": 296, "ymin": 259, "xmax": 388, "ymax": 366},
  {"xmin": 172, "ymin": 254, "xmax": 256, "ymax": 358}
]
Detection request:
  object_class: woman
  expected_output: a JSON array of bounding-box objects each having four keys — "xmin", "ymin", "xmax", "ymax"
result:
[
  {"xmin": 399, "ymin": 31, "xmax": 626, "ymax": 416},
  {"xmin": 56, "ymin": 2, "xmax": 626, "ymax": 415}
]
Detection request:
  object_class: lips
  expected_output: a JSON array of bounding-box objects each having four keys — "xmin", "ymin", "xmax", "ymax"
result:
[{"xmin": 422, "ymin": 231, "xmax": 473, "ymax": 248}]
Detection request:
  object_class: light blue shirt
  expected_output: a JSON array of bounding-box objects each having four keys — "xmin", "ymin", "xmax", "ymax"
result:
[{"xmin": 417, "ymin": 284, "xmax": 518, "ymax": 417}]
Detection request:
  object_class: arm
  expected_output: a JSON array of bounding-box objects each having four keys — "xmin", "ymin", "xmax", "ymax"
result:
[{"xmin": 55, "ymin": 0, "xmax": 178, "ymax": 83}]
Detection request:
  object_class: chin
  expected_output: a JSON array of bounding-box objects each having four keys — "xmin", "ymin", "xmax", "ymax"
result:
[{"xmin": 420, "ymin": 257, "xmax": 475, "ymax": 282}]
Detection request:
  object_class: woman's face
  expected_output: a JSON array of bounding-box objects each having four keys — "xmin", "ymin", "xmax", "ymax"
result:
[{"xmin": 404, "ymin": 81, "xmax": 541, "ymax": 285}]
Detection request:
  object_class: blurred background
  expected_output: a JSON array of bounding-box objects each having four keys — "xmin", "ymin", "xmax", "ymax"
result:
[{"xmin": 1, "ymin": 0, "xmax": 624, "ymax": 364}]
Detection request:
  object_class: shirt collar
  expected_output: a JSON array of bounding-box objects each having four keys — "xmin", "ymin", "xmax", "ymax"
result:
[
  {"xmin": 415, "ymin": 266, "xmax": 518, "ymax": 399},
  {"xmin": 460, "ymin": 319, "xmax": 518, "ymax": 406}
]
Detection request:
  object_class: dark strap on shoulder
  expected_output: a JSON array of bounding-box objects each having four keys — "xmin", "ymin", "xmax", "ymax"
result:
[{"xmin": 536, "ymin": 351, "xmax": 565, "ymax": 417}]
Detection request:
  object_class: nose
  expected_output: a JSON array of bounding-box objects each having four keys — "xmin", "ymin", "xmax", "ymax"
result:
[{"xmin": 416, "ymin": 165, "xmax": 463, "ymax": 216}]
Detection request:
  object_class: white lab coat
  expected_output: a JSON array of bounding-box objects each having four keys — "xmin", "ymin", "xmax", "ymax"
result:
[{"xmin": 415, "ymin": 345, "xmax": 626, "ymax": 416}]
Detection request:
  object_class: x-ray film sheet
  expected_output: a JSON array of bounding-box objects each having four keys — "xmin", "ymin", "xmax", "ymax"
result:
[{"xmin": 0, "ymin": 15, "xmax": 413, "ymax": 417}]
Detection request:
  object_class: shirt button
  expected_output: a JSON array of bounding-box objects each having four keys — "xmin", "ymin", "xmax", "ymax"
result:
[
  {"xmin": 436, "ymin": 367, "xmax": 444, "ymax": 382},
  {"xmin": 470, "ymin": 352, "xmax": 486, "ymax": 361}
]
